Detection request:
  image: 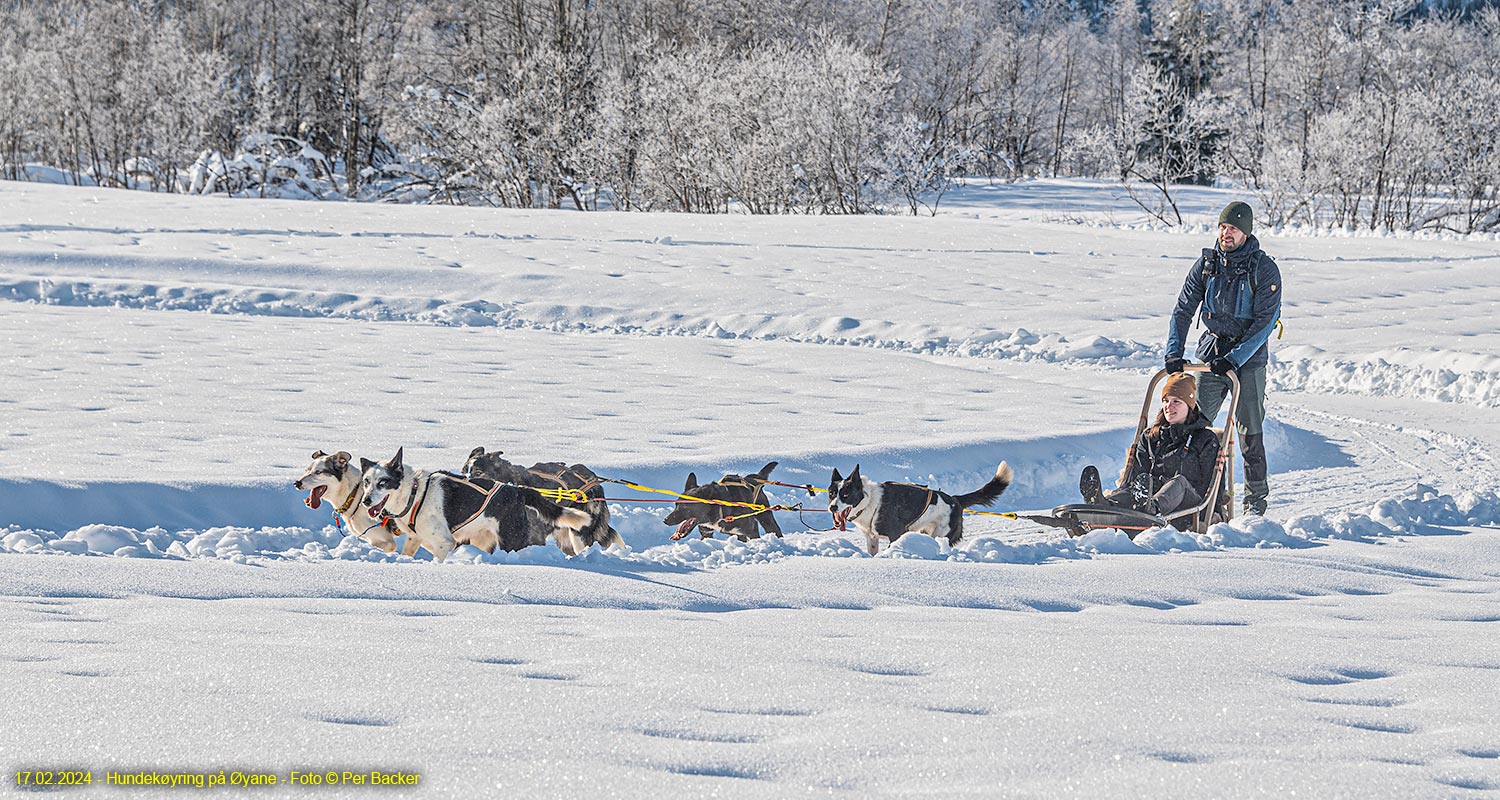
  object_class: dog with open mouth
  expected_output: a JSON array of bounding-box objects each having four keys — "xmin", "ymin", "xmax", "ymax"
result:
[
  {"xmin": 462, "ymin": 447, "xmax": 621, "ymax": 555},
  {"xmin": 295, "ymin": 449, "xmax": 401, "ymax": 554},
  {"xmin": 828, "ymin": 462, "xmax": 1013, "ymax": 555},
  {"xmin": 360, "ymin": 448, "xmax": 591, "ymax": 562},
  {"xmin": 661, "ymin": 462, "xmax": 783, "ymax": 542}
]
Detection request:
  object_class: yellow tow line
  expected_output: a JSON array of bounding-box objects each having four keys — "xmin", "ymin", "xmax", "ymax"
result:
[
  {"xmin": 599, "ymin": 477, "xmax": 806, "ymax": 523},
  {"xmin": 529, "ymin": 486, "xmax": 592, "ymax": 505}
]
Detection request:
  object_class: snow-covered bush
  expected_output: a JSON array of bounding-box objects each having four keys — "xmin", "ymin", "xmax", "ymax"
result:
[{"xmin": 187, "ymin": 135, "xmax": 339, "ymax": 200}]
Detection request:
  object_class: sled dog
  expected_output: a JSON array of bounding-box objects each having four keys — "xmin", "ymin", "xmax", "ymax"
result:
[
  {"xmin": 360, "ymin": 448, "xmax": 591, "ymax": 562},
  {"xmin": 295, "ymin": 449, "xmax": 400, "ymax": 553},
  {"xmin": 828, "ymin": 462, "xmax": 1013, "ymax": 555},
  {"xmin": 661, "ymin": 462, "xmax": 783, "ymax": 541},
  {"xmin": 463, "ymin": 447, "xmax": 621, "ymax": 555}
]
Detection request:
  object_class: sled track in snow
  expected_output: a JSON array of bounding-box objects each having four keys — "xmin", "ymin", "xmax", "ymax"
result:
[{"xmin": 4, "ymin": 275, "xmax": 1499, "ymax": 409}]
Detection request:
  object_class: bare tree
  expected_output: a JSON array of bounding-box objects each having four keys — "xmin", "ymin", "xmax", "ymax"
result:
[{"xmin": 0, "ymin": 0, "xmax": 1494, "ymax": 227}]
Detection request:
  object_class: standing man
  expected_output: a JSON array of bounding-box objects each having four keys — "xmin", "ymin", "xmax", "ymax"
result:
[{"xmin": 1164, "ymin": 201, "xmax": 1281, "ymax": 515}]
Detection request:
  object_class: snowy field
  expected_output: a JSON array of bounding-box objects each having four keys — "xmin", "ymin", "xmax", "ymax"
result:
[{"xmin": 3, "ymin": 178, "xmax": 1500, "ymax": 798}]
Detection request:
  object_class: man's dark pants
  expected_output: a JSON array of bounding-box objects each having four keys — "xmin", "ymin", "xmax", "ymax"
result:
[{"xmin": 1195, "ymin": 365, "xmax": 1268, "ymax": 513}]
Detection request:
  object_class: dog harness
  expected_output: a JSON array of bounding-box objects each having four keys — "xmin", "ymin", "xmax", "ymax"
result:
[
  {"xmin": 445, "ymin": 474, "xmax": 508, "ymax": 534},
  {"xmin": 527, "ymin": 466, "xmax": 603, "ymax": 497},
  {"xmin": 335, "ymin": 486, "xmax": 361, "ymax": 517},
  {"xmin": 332, "ymin": 484, "xmax": 366, "ymax": 534},
  {"xmin": 670, "ymin": 475, "xmax": 794, "ymax": 532},
  {"xmin": 379, "ymin": 471, "xmax": 434, "ymax": 531},
  {"xmin": 839, "ymin": 483, "xmax": 934, "ymax": 532},
  {"xmin": 385, "ymin": 470, "xmax": 574, "ymax": 539},
  {"xmin": 324, "ymin": 481, "xmax": 399, "ymax": 540},
  {"xmin": 446, "ymin": 474, "xmax": 573, "ymax": 535},
  {"xmin": 891, "ymin": 483, "xmax": 936, "ymax": 511},
  {"xmin": 718, "ymin": 476, "xmax": 771, "ymax": 508}
]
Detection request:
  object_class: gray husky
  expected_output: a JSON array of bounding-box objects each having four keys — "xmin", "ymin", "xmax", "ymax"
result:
[
  {"xmin": 360, "ymin": 448, "xmax": 590, "ymax": 562},
  {"xmin": 828, "ymin": 462, "xmax": 1013, "ymax": 555},
  {"xmin": 661, "ymin": 462, "xmax": 783, "ymax": 542}
]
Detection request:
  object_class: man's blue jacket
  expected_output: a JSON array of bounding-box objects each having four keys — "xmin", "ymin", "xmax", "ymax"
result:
[{"xmin": 1166, "ymin": 235, "xmax": 1282, "ymax": 371}]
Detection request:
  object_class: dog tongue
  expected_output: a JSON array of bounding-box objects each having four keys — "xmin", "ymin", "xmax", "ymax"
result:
[
  {"xmin": 833, "ymin": 508, "xmax": 849, "ymax": 531},
  {"xmin": 368, "ymin": 497, "xmax": 387, "ymax": 519},
  {"xmin": 306, "ymin": 485, "xmax": 328, "ymax": 510},
  {"xmin": 671, "ymin": 518, "xmax": 697, "ymax": 541}
]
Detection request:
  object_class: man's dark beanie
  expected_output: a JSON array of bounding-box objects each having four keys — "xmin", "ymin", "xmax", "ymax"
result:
[{"xmin": 1219, "ymin": 201, "xmax": 1253, "ymax": 236}]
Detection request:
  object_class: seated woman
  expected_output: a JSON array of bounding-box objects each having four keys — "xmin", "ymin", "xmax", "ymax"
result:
[{"xmin": 1079, "ymin": 373, "xmax": 1220, "ymax": 524}]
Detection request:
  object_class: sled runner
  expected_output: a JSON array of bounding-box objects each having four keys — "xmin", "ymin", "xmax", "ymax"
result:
[{"xmin": 1045, "ymin": 364, "xmax": 1240, "ymax": 538}]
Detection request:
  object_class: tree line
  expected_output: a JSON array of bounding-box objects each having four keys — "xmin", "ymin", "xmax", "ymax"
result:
[{"xmin": 1, "ymin": 0, "xmax": 1496, "ymax": 231}]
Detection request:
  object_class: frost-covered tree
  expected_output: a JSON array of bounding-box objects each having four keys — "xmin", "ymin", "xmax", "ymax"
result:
[
  {"xmin": 621, "ymin": 37, "xmax": 895, "ymax": 214},
  {"xmin": 975, "ymin": 15, "xmax": 1054, "ymax": 179},
  {"xmin": 1138, "ymin": 0, "xmax": 1227, "ymax": 186},
  {"xmin": 128, "ymin": 20, "xmax": 231, "ymax": 191},
  {"xmin": 0, "ymin": 0, "xmax": 1494, "ymax": 224},
  {"xmin": 1091, "ymin": 61, "xmax": 1222, "ymax": 225},
  {"xmin": 0, "ymin": 13, "xmax": 37, "ymax": 178}
]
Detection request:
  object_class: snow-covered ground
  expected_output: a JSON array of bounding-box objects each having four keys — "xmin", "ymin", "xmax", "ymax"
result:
[{"xmin": 3, "ymin": 179, "xmax": 1499, "ymax": 797}]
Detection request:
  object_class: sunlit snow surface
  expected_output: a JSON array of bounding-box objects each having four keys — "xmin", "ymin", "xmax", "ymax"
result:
[{"xmin": 3, "ymin": 179, "xmax": 1500, "ymax": 798}]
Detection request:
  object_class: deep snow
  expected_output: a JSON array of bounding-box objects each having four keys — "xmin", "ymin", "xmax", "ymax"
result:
[{"xmin": 3, "ymin": 178, "xmax": 1499, "ymax": 798}]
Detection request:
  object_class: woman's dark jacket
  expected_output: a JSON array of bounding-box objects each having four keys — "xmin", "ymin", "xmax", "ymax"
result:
[{"xmin": 1122, "ymin": 409, "xmax": 1221, "ymax": 499}]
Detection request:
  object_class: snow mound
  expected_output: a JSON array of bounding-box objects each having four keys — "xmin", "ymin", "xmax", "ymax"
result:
[
  {"xmin": 63, "ymin": 524, "xmax": 145, "ymax": 552},
  {"xmin": 0, "ymin": 277, "xmax": 1159, "ymax": 369},
  {"xmin": 1284, "ymin": 512, "xmax": 1396, "ymax": 542},
  {"xmin": 1131, "ymin": 526, "xmax": 1212, "ymax": 553},
  {"xmin": 1371, "ymin": 483, "xmax": 1492, "ymax": 531},
  {"xmin": 881, "ymin": 532, "xmax": 948, "ymax": 559},
  {"xmin": 5, "ymin": 484, "xmax": 1489, "ymax": 568},
  {"xmin": 1457, "ymin": 490, "xmax": 1500, "ymax": 525},
  {"xmin": 1285, "ymin": 485, "xmax": 1500, "ymax": 541},
  {"xmin": 1273, "ymin": 346, "xmax": 1500, "ymax": 408},
  {"xmin": 1074, "ymin": 528, "xmax": 1144, "ymax": 554},
  {"xmin": 957, "ymin": 535, "xmax": 1081, "ymax": 564},
  {"xmin": 1207, "ymin": 514, "xmax": 1316, "ymax": 549}
]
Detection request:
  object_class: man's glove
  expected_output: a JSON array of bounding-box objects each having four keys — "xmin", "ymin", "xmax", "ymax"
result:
[
  {"xmin": 1165, "ymin": 357, "xmax": 1187, "ymax": 374},
  {"xmin": 1209, "ymin": 357, "xmax": 1235, "ymax": 376}
]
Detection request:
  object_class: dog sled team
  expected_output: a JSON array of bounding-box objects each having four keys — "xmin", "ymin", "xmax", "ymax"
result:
[
  {"xmin": 295, "ymin": 443, "xmax": 1017, "ymax": 561},
  {"xmin": 295, "ymin": 202, "xmax": 1279, "ymax": 559},
  {"xmin": 292, "ymin": 367, "xmax": 1222, "ymax": 561}
]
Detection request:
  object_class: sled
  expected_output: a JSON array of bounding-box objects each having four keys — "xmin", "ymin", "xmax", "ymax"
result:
[
  {"xmin": 1047, "ymin": 364, "xmax": 1240, "ymax": 538},
  {"xmin": 1044, "ymin": 504, "xmax": 1172, "ymax": 537}
]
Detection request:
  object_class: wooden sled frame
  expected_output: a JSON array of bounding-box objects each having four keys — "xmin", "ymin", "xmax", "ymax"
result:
[{"xmin": 1049, "ymin": 365, "xmax": 1239, "ymax": 538}]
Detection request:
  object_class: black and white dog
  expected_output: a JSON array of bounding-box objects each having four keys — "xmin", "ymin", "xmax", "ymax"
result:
[
  {"xmin": 661, "ymin": 462, "xmax": 783, "ymax": 541},
  {"xmin": 462, "ymin": 447, "xmax": 621, "ymax": 555},
  {"xmin": 828, "ymin": 462, "xmax": 1013, "ymax": 555},
  {"xmin": 296, "ymin": 449, "xmax": 401, "ymax": 554},
  {"xmin": 360, "ymin": 448, "xmax": 591, "ymax": 562}
]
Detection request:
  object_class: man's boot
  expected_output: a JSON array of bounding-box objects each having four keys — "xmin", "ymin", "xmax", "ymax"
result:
[{"xmin": 1243, "ymin": 479, "xmax": 1269, "ymax": 515}]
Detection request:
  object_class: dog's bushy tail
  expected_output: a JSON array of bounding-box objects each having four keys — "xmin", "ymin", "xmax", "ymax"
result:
[
  {"xmin": 954, "ymin": 462, "xmax": 1013, "ymax": 508},
  {"xmin": 521, "ymin": 490, "xmax": 591, "ymax": 531},
  {"xmin": 755, "ymin": 461, "xmax": 779, "ymax": 480}
]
